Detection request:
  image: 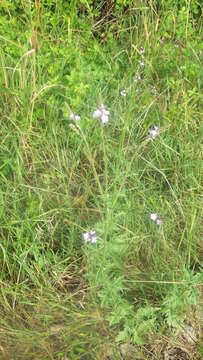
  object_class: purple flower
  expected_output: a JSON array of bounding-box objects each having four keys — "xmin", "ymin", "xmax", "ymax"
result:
[
  {"xmin": 150, "ymin": 213, "xmax": 162, "ymax": 226},
  {"xmin": 93, "ymin": 109, "xmax": 102, "ymax": 119},
  {"xmin": 69, "ymin": 111, "xmax": 80, "ymax": 122},
  {"xmin": 83, "ymin": 232, "xmax": 90, "ymax": 242},
  {"xmin": 93, "ymin": 104, "xmax": 110, "ymax": 124},
  {"xmin": 150, "ymin": 213, "xmax": 158, "ymax": 221},
  {"xmin": 156, "ymin": 219, "xmax": 162, "ymax": 226},
  {"xmin": 101, "ymin": 113, "xmax": 109, "ymax": 124},
  {"xmin": 82, "ymin": 230, "xmax": 97, "ymax": 244},
  {"xmin": 148, "ymin": 126, "xmax": 159, "ymax": 139}
]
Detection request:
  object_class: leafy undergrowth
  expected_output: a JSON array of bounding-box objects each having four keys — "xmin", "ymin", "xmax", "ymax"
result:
[{"xmin": 0, "ymin": 1, "xmax": 202, "ymax": 359}]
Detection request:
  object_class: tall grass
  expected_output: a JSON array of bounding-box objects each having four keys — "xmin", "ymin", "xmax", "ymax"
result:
[{"xmin": 0, "ymin": 1, "xmax": 202, "ymax": 359}]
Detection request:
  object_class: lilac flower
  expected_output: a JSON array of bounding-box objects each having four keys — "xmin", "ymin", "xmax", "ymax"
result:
[
  {"xmin": 148, "ymin": 126, "xmax": 159, "ymax": 139},
  {"xmin": 69, "ymin": 111, "xmax": 80, "ymax": 122},
  {"xmin": 93, "ymin": 104, "xmax": 110, "ymax": 124},
  {"xmin": 156, "ymin": 219, "xmax": 162, "ymax": 226},
  {"xmin": 83, "ymin": 232, "xmax": 90, "ymax": 242},
  {"xmin": 120, "ymin": 89, "xmax": 127, "ymax": 97},
  {"xmin": 74, "ymin": 115, "xmax": 81, "ymax": 122},
  {"xmin": 89, "ymin": 230, "xmax": 97, "ymax": 243},
  {"xmin": 82, "ymin": 230, "xmax": 97, "ymax": 244},
  {"xmin": 101, "ymin": 114, "xmax": 109, "ymax": 124},
  {"xmin": 150, "ymin": 213, "xmax": 158, "ymax": 221},
  {"xmin": 150, "ymin": 213, "xmax": 162, "ymax": 226},
  {"xmin": 93, "ymin": 109, "xmax": 102, "ymax": 119}
]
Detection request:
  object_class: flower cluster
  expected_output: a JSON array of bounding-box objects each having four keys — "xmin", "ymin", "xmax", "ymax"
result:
[
  {"xmin": 93, "ymin": 104, "xmax": 110, "ymax": 124},
  {"xmin": 148, "ymin": 126, "xmax": 159, "ymax": 139},
  {"xmin": 69, "ymin": 111, "xmax": 80, "ymax": 122},
  {"xmin": 82, "ymin": 230, "xmax": 97, "ymax": 244},
  {"xmin": 150, "ymin": 213, "xmax": 162, "ymax": 226}
]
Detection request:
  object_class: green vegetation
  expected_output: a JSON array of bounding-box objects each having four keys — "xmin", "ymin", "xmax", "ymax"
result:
[{"xmin": 0, "ymin": 1, "xmax": 202, "ymax": 359}]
